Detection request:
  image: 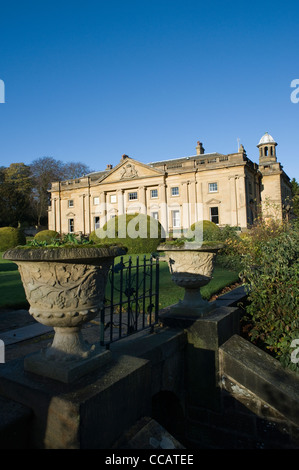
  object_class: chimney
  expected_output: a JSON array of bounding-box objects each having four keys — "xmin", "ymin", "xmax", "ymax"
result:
[
  {"xmin": 122, "ymin": 154, "xmax": 129, "ymax": 160},
  {"xmin": 196, "ymin": 141, "xmax": 205, "ymax": 155}
]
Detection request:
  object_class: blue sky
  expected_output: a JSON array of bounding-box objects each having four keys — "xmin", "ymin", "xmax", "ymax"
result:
[{"xmin": 0, "ymin": 0, "xmax": 298, "ymax": 180}]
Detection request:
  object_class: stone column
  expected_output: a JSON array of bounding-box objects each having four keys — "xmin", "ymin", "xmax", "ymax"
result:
[
  {"xmin": 196, "ymin": 180, "xmax": 203, "ymax": 221},
  {"xmin": 52, "ymin": 198, "xmax": 57, "ymax": 232},
  {"xmin": 229, "ymin": 176, "xmax": 238, "ymax": 226},
  {"xmin": 117, "ymin": 189, "xmax": 124, "ymax": 215},
  {"xmin": 58, "ymin": 191, "xmax": 62, "ymax": 234},
  {"xmin": 237, "ymin": 175, "xmax": 247, "ymax": 228},
  {"xmin": 79, "ymin": 194, "xmax": 86, "ymax": 235},
  {"xmin": 139, "ymin": 186, "xmax": 147, "ymax": 214},
  {"xmin": 100, "ymin": 191, "xmax": 107, "ymax": 228},
  {"xmin": 159, "ymin": 183, "xmax": 168, "ymax": 237},
  {"xmin": 181, "ymin": 182, "xmax": 190, "ymax": 231},
  {"xmin": 189, "ymin": 180, "xmax": 197, "ymax": 226}
]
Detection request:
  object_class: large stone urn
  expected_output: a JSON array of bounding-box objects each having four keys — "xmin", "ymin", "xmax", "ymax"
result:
[
  {"xmin": 157, "ymin": 242, "xmax": 223, "ymax": 317},
  {"xmin": 3, "ymin": 245, "xmax": 126, "ymax": 382}
]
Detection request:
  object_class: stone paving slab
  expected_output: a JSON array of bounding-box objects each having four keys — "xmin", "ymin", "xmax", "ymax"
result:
[
  {"xmin": 0, "ymin": 323, "xmax": 53, "ymax": 345},
  {"xmin": 0, "ymin": 309, "xmax": 35, "ymax": 333}
]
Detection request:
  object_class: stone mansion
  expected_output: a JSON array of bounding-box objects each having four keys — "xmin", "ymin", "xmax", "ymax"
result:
[{"xmin": 48, "ymin": 133, "xmax": 292, "ymax": 236}]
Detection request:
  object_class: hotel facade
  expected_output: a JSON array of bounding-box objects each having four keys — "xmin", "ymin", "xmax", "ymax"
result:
[{"xmin": 48, "ymin": 133, "xmax": 292, "ymax": 237}]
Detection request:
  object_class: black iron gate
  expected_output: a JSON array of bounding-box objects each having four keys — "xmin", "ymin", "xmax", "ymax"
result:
[{"xmin": 100, "ymin": 254, "xmax": 160, "ymax": 347}]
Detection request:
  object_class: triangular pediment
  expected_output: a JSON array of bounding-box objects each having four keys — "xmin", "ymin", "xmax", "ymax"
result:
[
  {"xmin": 96, "ymin": 157, "xmax": 165, "ymax": 184},
  {"xmin": 206, "ymin": 198, "xmax": 221, "ymax": 205}
]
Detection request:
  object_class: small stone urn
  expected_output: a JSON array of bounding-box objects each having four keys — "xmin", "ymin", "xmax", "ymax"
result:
[
  {"xmin": 157, "ymin": 241, "xmax": 223, "ymax": 317},
  {"xmin": 3, "ymin": 245, "xmax": 126, "ymax": 382}
]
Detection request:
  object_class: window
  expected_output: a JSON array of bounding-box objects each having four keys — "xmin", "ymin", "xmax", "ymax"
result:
[
  {"xmin": 93, "ymin": 197, "xmax": 100, "ymax": 205},
  {"xmin": 210, "ymin": 207, "xmax": 219, "ymax": 224},
  {"xmin": 110, "ymin": 194, "xmax": 117, "ymax": 203},
  {"xmin": 150, "ymin": 189, "xmax": 158, "ymax": 199},
  {"xmin": 171, "ymin": 186, "xmax": 179, "ymax": 196},
  {"xmin": 172, "ymin": 210, "xmax": 180, "ymax": 228},
  {"xmin": 129, "ymin": 191, "xmax": 138, "ymax": 201},
  {"xmin": 151, "ymin": 212, "xmax": 159, "ymax": 220},
  {"xmin": 94, "ymin": 216, "xmax": 100, "ymax": 230},
  {"xmin": 68, "ymin": 199, "xmax": 74, "ymax": 207},
  {"xmin": 208, "ymin": 182, "xmax": 218, "ymax": 193},
  {"xmin": 68, "ymin": 218, "xmax": 74, "ymax": 233}
]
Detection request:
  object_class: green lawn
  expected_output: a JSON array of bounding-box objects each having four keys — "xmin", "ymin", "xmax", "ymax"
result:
[
  {"xmin": 0, "ymin": 253, "xmax": 29, "ymax": 309},
  {"xmin": 0, "ymin": 252, "xmax": 239, "ymax": 310}
]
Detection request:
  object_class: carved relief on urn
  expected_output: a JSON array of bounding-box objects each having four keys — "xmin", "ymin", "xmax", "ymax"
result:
[
  {"xmin": 3, "ymin": 245, "xmax": 126, "ymax": 382},
  {"xmin": 157, "ymin": 242, "xmax": 223, "ymax": 317}
]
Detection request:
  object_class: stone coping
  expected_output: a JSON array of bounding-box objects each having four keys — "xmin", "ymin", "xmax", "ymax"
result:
[
  {"xmin": 157, "ymin": 242, "xmax": 224, "ymax": 252},
  {"xmin": 2, "ymin": 245, "xmax": 126, "ymax": 262},
  {"xmin": 220, "ymin": 335, "xmax": 299, "ymax": 427}
]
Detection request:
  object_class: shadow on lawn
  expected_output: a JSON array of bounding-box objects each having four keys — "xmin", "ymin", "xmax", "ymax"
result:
[{"xmin": 0, "ymin": 263, "xmax": 18, "ymax": 272}]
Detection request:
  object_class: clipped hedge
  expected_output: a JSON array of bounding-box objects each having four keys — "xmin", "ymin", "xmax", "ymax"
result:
[
  {"xmin": 0, "ymin": 227, "xmax": 26, "ymax": 251},
  {"xmin": 186, "ymin": 219, "xmax": 221, "ymax": 241},
  {"xmin": 34, "ymin": 230, "xmax": 60, "ymax": 244},
  {"xmin": 89, "ymin": 213, "xmax": 164, "ymax": 254}
]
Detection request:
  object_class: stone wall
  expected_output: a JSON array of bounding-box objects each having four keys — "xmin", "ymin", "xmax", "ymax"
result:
[
  {"xmin": 183, "ymin": 334, "xmax": 299, "ymax": 449},
  {"xmin": 1, "ymin": 287, "xmax": 299, "ymax": 449}
]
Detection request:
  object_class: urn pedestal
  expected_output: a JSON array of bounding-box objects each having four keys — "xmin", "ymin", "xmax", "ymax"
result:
[
  {"xmin": 3, "ymin": 245, "xmax": 125, "ymax": 383},
  {"xmin": 157, "ymin": 242, "xmax": 222, "ymax": 317}
]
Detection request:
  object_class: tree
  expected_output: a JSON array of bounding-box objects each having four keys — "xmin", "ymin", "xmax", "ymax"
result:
[
  {"xmin": 0, "ymin": 157, "xmax": 93, "ymax": 228},
  {"xmin": 0, "ymin": 163, "xmax": 33, "ymax": 227},
  {"xmin": 30, "ymin": 157, "xmax": 65, "ymax": 226},
  {"xmin": 291, "ymin": 178, "xmax": 299, "ymax": 218},
  {"xmin": 63, "ymin": 162, "xmax": 92, "ymax": 180},
  {"xmin": 30, "ymin": 157, "xmax": 92, "ymax": 226}
]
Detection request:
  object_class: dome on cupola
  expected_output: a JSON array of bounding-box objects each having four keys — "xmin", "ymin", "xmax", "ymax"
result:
[
  {"xmin": 257, "ymin": 132, "xmax": 278, "ymax": 162},
  {"xmin": 257, "ymin": 132, "xmax": 277, "ymax": 147}
]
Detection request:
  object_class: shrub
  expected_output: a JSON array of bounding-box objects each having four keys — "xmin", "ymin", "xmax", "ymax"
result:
[
  {"xmin": 186, "ymin": 220, "xmax": 221, "ymax": 241},
  {"xmin": 0, "ymin": 227, "xmax": 26, "ymax": 251},
  {"xmin": 213, "ymin": 225, "xmax": 243, "ymax": 270},
  {"xmin": 34, "ymin": 230, "xmax": 60, "ymax": 244},
  {"xmin": 184, "ymin": 221, "xmax": 243, "ymax": 270},
  {"xmin": 89, "ymin": 213, "xmax": 164, "ymax": 254},
  {"xmin": 241, "ymin": 224, "xmax": 299, "ymax": 373}
]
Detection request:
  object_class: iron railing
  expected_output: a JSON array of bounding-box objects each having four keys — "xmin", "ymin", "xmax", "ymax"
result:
[{"xmin": 100, "ymin": 254, "xmax": 160, "ymax": 347}]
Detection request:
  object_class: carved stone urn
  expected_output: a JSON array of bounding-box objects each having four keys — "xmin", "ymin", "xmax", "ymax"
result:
[
  {"xmin": 157, "ymin": 242, "xmax": 223, "ymax": 317},
  {"xmin": 3, "ymin": 245, "xmax": 126, "ymax": 382}
]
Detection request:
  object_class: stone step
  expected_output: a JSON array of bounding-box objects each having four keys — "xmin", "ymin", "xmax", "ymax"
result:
[{"xmin": 0, "ymin": 323, "xmax": 53, "ymax": 345}]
